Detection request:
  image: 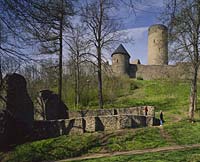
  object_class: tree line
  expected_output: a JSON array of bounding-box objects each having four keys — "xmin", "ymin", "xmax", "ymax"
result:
[
  {"xmin": 0, "ymin": 0, "xmax": 140, "ymax": 109},
  {"xmin": 1, "ymin": 0, "xmax": 200, "ymax": 122}
]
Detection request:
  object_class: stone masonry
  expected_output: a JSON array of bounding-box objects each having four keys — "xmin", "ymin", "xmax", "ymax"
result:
[
  {"xmin": 148, "ymin": 24, "xmax": 168, "ymax": 65},
  {"xmin": 35, "ymin": 90, "xmax": 69, "ymax": 120},
  {"xmin": 32, "ymin": 106, "xmax": 158, "ymax": 140},
  {"xmin": 111, "ymin": 24, "xmax": 197, "ymax": 80}
]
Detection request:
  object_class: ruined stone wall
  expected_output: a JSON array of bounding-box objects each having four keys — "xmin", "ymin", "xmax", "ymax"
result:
[
  {"xmin": 32, "ymin": 115, "xmax": 156, "ymax": 140},
  {"xmin": 68, "ymin": 106, "xmax": 155, "ymax": 118},
  {"xmin": 32, "ymin": 106, "xmax": 156, "ymax": 140},
  {"xmin": 129, "ymin": 63, "xmax": 194, "ymax": 80}
]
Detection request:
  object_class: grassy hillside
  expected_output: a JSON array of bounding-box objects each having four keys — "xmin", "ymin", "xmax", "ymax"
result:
[
  {"xmin": 2, "ymin": 121, "xmax": 200, "ymax": 162},
  {"xmin": 1, "ymin": 79, "xmax": 200, "ymax": 162},
  {"xmin": 105, "ymin": 79, "xmax": 196, "ymax": 122},
  {"xmin": 74, "ymin": 147, "xmax": 200, "ymax": 162}
]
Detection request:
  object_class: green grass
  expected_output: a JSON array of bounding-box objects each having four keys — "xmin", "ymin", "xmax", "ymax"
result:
[
  {"xmin": 0, "ymin": 127, "xmax": 168, "ymax": 162},
  {"xmin": 67, "ymin": 79, "xmax": 198, "ymax": 123},
  {"xmin": 2, "ymin": 79, "xmax": 200, "ymax": 162},
  {"xmin": 1, "ymin": 134, "xmax": 99, "ymax": 162},
  {"xmin": 165, "ymin": 121, "xmax": 200, "ymax": 145},
  {"xmin": 2, "ymin": 121, "xmax": 200, "ymax": 162},
  {"xmin": 106, "ymin": 79, "xmax": 197, "ymax": 122},
  {"xmin": 89, "ymin": 127, "xmax": 168, "ymax": 153},
  {"xmin": 74, "ymin": 148, "xmax": 200, "ymax": 162}
]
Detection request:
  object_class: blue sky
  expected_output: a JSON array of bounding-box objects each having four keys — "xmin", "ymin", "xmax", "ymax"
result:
[
  {"xmin": 113, "ymin": 0, "xmax": 165, "ymax": 64},
  {"xmin": 32, "ymin": 0, "xmax": 165, "ymax": 65}
]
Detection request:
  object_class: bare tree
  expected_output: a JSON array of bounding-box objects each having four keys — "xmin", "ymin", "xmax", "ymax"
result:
[
  {"xmin": 0, "ymin": 1, "xmax": 36, "ymax": 63},
  {"xmin": 25, "ymin": 0, "xmax": 74, "ymax": 105},
  {"xmin": 162, "ymin": 0, "xmax": 200, "ymax": 121},
  {"xmin": 1, "ymin": 0, "xmax": 74, "ymax": 107},
  {"xmin": 66, "ymin": 25, "xmax": 91, "ymax": 108},
  {"xmin": 81, "ymin": 0, "xmax": 123, "ymax": 109},
  {"xmin": 0, "ymin": 20, "xmax": 22, "ymax": 105}
]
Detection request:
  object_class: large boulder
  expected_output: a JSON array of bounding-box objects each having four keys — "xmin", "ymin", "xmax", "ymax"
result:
[
  {"xmin": 4, "ymin": 73, "xmax": 34, "ymax": 131},
  {"xmin": 0, "ymin": 109, "xmax": 29, "ymax": 149},
  {"xmin": 37, "ymin": 90, "xmax": 68, "ymax": 120},
  {"xmin": 0, "ymin": 109, "xmax": 15, "ymax": 149}
]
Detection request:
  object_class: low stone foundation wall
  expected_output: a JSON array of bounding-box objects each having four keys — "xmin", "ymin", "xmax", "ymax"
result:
[
  {"xmin": 32, "ymin": 106, "xmax": 157, "ymax": 140},
  {"xmin": 68, "ymin": 106, "xmax": 155, "ymax": 118},
  {"xmin": 32, "ymin": 114, "xmax": 156, "ymax": 140}
]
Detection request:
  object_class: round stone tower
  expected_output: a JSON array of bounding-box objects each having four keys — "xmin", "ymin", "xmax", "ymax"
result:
[
  {"xmin": 148, "ymin": 24, "xmax": 168, "ymax": 65},
  {"xmin": 111, "ymin": 44, "xmax": 130, "ymax": 76}
]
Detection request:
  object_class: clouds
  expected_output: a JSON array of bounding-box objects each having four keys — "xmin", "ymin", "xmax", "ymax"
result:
[
  {"xmin": 134, "ymin": 0, "xmax": 164, "ymax": 11},
  {"xmin": 113, "ymin": 0, "xmax": 166, "ymax": 64},
  {"xmin": 34, "ymin": 27, "xmax": 151, "ymax": 65},
  {"xmin": 120, "ymin": 27, "xmax": 148, "ymax": 42},
  {"xmin": 112, "ymin": 27, "xmax": 148, "ymax": 64}
]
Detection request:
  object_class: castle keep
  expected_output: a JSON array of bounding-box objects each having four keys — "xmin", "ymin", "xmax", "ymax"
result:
[
  {"xmin": 111, "ymin": 24, "xmax": 194, "ymax": 80},
  {"xmin": 148, "ymin": 24, "xmax": 168, "ymax": 65}
]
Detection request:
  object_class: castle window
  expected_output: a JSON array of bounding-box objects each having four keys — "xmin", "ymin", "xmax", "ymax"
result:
[
  {"xmin": 154, "ymin": 39, "xmax": 156, "ymax": 43},
  {"xmin": 116, "ymin": 59, "xmax": 118, "ymax": 63}
]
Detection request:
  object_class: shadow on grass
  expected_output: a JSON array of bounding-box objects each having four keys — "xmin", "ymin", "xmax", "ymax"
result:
[{"xmin": 5, "ymin": 133, "xmax": 121, "ymax": 162}]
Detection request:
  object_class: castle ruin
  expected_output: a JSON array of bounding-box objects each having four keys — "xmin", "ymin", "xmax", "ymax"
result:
[
  {"xmin": 111, "ymin": 24, "xmax": 195, "ymax": 80},
  {"xmin": 148, "ymin": 24, "xmax": 168, "ymax": 65}
]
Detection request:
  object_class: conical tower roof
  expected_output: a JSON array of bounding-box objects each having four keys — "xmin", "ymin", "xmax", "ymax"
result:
[{"xmin": 111, "ymin": 44, "xmax": 130, "ymax": 57}]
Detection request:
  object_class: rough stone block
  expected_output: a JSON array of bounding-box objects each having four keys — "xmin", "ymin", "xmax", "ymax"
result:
[
  {"xmin": 68, "ymin": 118, "xmax": 84, "ymax": 135},
  {"xmin": 95, "ymin": 116, "xmax": 119, "ymax": 131},
  {"xmin": 84, "ymin": 116, "xmax": 95, "ymax": 132},
  {"xmin": 4, "ymin": 73, "xmax": 34, "ymax": 129},
  {"xmin": 118, "ymin": 115, "xmax": 132, "ymax": 129}
]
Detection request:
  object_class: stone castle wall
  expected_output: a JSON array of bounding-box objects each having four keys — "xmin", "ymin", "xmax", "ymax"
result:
[
  {"xmin": 112, "ymin": 53, "xmax": 130, "ymax": 76},
  {"xmin": 32, "ymin": 106, "xmax": 157, "ymax": 140},
  {"xmin": 111, "ymin": 24, "xmax": 192, "ymax": 79},
  {"xmin": 129, "ymin": 63, "xmax": 195, "ymax": 80}
]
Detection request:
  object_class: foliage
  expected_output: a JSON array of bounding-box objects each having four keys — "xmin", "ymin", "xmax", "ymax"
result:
[
  {"xmin": 162, "ymin": 0, "xmax": 200, "ymax": 120},
  {"xmin": 26, "ymin": 73, "xmax": 200, "ymax": 122}
]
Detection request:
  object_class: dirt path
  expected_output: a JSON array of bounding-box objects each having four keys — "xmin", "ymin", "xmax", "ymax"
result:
[
  {"xmin": 54, "ymin": 144, "xmax": 200, "ymax": 162},
  {"xmin": 158, "ymin": 126, "xmax": 176, "ymax": 145}
]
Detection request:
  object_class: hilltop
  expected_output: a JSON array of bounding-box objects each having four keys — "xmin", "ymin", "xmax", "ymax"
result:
[{"xmin": 1, "ymin": 79, "xmax": 200, "ymax": 162}]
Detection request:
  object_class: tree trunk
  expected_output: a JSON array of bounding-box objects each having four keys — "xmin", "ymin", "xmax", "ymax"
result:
[
  {"xmin": 97, "ymin": 0, "xmax": 104, "ymax": 109},
  {"xmin": 0, "ymin": 55, "xmax": 2, "ymax": 85},
  {"xmin": 0, "ymin": 22, "xmax": 2, "ymax": 86},
  {"xmin": 77, "ymin": 62, "xmax": 80, "ymax": 108},
  {"xmin": 189, "ymin": 67, "xmax": 198, "ymax": 121},
  {"xmin": 58, "ymin": 9, "xmax": 63, "ymax": 108},
  {"xmin": 97, "ymin": 46, "xmax": 103, "ymax": 109},
  {"xmin": 74, "ymin": 58, "xmax": 80, "ymax": 108}
]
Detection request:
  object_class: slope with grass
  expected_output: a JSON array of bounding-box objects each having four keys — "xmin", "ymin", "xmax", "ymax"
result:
[
  {"xmin": 112, "ymin": 79, "xmax": 194, "ymax": 122},
  {"xmin": 1, "ymin": 79, "xmax": 200, "ymax": 162},
  {"xmin": 73, "ymin": 147, "xmax": 200, "ymax": 162}
]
